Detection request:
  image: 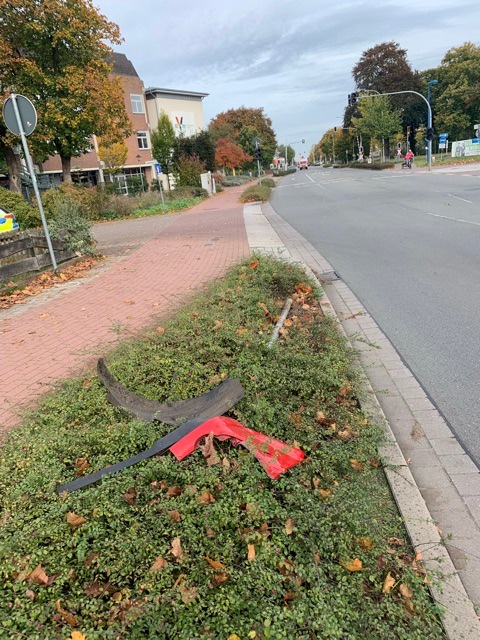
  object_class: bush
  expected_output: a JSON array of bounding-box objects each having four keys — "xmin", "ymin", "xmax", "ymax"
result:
[
  {"xmin": 222, "ymin": 175, "xmax": 253, "ymax": 187},
  {"xmin": 165, "ymin": 186, "xmax": 208, "ymax": 201},
  {"xmin": 125, "ymin": 175, "xmax": 145, "ymax": 195},
  {"xmin": 0, "ymin": 187, "xmax": 40, "ymax": 228},
  {"xmin": 260, "ymin": 177, "xmax": 276, "ymax": 188},
  {"xmin": 42, "ymin": 183, "xmax": 110, "ymax": 221},
  {"xmin": 100, "ymin": 194, "xmax": 135, "ymax": 220},
  {"xmin": 273, "ymin": 169, "xmax": 296, "ymax": 177},
  {"xmin": 47, "ymin": 199, "xmax": 96, "ymax": 255},
  {"xmin": 211, "ymin": 171, "xmax": 225, "ymax": 185},
  {"xmin": 239, "ymin": 183, "xmax": 272, "ymax": 202},
  {"xmin": 174, "ymin": 154, "xmax": 205, "ymax": 187},
  {"xmin": 131, "ymin": 191, "xmax": 165, "ymax": 210},
  {"xmin": 346, "ymin": 162, "xmax": 395, "ymax": 171}
]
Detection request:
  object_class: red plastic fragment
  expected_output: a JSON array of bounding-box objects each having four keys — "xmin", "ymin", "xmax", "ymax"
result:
[{"xmin": 169, "ymin": 416, "xmax": 304, "ymax": 479}]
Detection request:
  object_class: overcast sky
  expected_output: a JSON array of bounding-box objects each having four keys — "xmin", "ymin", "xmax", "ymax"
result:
[{"xmin": 95, "ymin": 0, "xmax": 479, "ymax": 159}]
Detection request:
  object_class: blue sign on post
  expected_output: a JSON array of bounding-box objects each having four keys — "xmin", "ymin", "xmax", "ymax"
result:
[{"xmin": 155, "ymin": 162, "xmax": 162, "ymax": 175}]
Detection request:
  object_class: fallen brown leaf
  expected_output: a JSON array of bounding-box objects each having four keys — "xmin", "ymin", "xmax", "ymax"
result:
[
  {"xmin": 171, "ymin": 537, "xmax": 183, "ymax": 559},
  {"xmin": 55, "ymin": 599, "xmax": 79, "ymax": 627},
  {"xmin": 213, "ymin": 572, "xmax": 228, "ymax": 585},
  {"xmin": 168, "ymin": 510, "xmax": 181, "ymax": 522},
  {"xmin": 178, "ymin": 581, "xmax": 198, "ymax": 604},
  {"xmin": 359, "ymin": 536, "xmax": 373, "ymax": 549},
  {"xmin": 66, "ymin": 512, "xmax": 87, "ymax": 527},
  {"xmin": 247, "ymin": 544, "xmax": 256, "ymax": 561},
  {"xmin": 151, "ymin": 556, "xmax": 168, "ymax": 571},
  {"xmin": 285, "ymin": 518, "xmax": 294, "ymax": 535},
  {"xmin": 27, "ymin": 565, "xmax": 49, "ymax": 586},
  {"xmin": 382, "ymin": 571, "xmax": 395, "ymax": 594},
  {"xmin": 166, "ymin": 485, "xmax": 182, "ymax": 498},
  {"xmin": 350, "ymin": 459, "xmax": 365, "ymax": 471},
  {"xmin": 197, "ymin": 490, "xmax": 215, "ymax": 504},
  {"xmin": 388, "ymin": 537, "xmax": 404, "ymax": 547},
  {"xmin": 399, "ymin": 583, "xmax": 413, "ymax": 599},
  {"xmin": 342, "ymin": 558, "xmax": 363, "ymax": 572},
  {"xmin": 200, "ymin": 432, "xmax": 220, "ymax": 466},
  {"xmin": 205, "ymin": 557, "xmax": 225, "ymax": 570}
]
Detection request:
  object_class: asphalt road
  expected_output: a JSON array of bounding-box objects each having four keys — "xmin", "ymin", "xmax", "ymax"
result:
[{"xmin": 271, "ymin": 164, "xmax": 480, "ymax": 465}]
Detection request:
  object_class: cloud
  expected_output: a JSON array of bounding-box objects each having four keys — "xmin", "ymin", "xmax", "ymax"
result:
[{"xmin": 97, "ymin": 0, "xmax": 480, "ymax": 155}]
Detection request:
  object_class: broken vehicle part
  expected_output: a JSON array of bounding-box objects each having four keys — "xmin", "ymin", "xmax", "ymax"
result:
[
  {"xmin": 57, "ymin": 416, "xmax": 206, "ymax": 494},
  {"xmin": 170, "ymin": 416, "xmax": 304, "ymax": 479},
  {"xmin": 97, "ymin": 358, "xmax": 244, "ymax": 425}
]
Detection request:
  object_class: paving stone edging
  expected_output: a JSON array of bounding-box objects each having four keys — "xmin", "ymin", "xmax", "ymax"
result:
[{"xmin": 243, "ymin": 200, "xmax": 480, "ymax": 639}]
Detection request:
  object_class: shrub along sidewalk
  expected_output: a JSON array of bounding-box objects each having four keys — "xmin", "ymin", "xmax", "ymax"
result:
[{"xmin": 0, "ymin": 256, "xmax": 445, "ymax": 639}]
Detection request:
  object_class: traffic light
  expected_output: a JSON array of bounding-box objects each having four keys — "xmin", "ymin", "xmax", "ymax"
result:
[
  {"xmin": 254, "ymin": 146, "xmax": 263, "ymax": 160},
  {"xmin": 426, "ymin": 127, "xmax": 434, "ymax": 141},
  {"xmin": 350, "ymin": 92, "xmax": 358, "ymax": 105}
]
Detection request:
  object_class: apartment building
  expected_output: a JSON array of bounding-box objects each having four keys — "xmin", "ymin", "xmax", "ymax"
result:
[
  {"xmin": 145, "ymin": 87, "xmax": 208, "ymax": 137},
  {"xmin": 38, "ymin": 54, "xmax": 209, "ymax": 191}
]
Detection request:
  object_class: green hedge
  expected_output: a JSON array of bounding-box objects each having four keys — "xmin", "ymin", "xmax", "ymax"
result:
[{"xmin": 0, "ymin": 188, "xmax": 40, "ymax": 228}]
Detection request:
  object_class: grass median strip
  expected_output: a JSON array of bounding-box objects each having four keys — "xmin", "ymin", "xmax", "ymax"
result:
[{"xmin": 0, "ymin": 255, "xmax": 445, "ymax": 639}]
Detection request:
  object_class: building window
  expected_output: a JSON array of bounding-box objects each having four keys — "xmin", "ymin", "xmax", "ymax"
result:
[
  {"xmin": 137, "ymin": 131, "xmax": 149, "ymax": 149},
  {"xmin": 130, "ymin": 94, "xmax": 144, "ymax": 114}
]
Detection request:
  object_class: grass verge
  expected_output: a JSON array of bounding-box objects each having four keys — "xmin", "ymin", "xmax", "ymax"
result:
[
  {"xmin": 239, "ymin": 184, "xmax": 273, "ymax": 203},
  {"xmin": 130, "ymin": 196, "xmax": 205, "ymax": 219},
  {"xmin": 0, "ymin": 256, "xmax": 445, "ymax": 639}
]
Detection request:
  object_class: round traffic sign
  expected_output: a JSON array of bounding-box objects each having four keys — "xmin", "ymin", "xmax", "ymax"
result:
[{"xmin": 3, "ymin": 94, "xmax": 37, "ymax": 136}]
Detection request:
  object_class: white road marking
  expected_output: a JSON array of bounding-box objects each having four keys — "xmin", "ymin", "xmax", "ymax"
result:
[
  {"xmin": 426, "ymin": 212, "xmax": 480, "ymax": 227},
  {"xmin": 447, "ymin": 193, "xmax": 473, "ymax": 203},
  {"xmin": 305, "ymin": 171, "xmax": 332, "ymax": 191}
]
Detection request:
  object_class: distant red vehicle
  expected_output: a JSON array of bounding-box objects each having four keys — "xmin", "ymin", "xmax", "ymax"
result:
[{"xmin": 298, "ymin": 158, "xmax": 308, "ymax": 170}]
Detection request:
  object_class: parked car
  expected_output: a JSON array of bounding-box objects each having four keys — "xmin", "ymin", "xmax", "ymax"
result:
[
  {"xmin": 287, "ymin": 165, "xmax": 297, "ymax": 171},
  {"xmin": 0, "ymin": 207, "xmax": 19, "ymax": 234}
]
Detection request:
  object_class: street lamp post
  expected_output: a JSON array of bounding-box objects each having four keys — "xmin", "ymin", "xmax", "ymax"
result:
[
  {"xmin": 427, "ymin": 80, "xmax": 438, "ymax": 167},
  {"xmin": 136, "ymin": 154, "xmax": 145, "ymax": 192},
  {"xmin": 360, "ymin": 89, "xmax": 434, "ymax": 171},
  {"xmin": 284, "ymin": 138, "xmax": 305, "ymax": 168}
]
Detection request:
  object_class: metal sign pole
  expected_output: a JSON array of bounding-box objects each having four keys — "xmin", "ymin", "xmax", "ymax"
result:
[{"xmin": 10, "ymin": 93, "xmax": 58, "ymax": 270}]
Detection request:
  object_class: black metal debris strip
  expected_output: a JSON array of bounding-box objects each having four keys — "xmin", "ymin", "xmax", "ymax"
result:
[{"xmin": 56, "ymin": 359, "xmax": 244, "ymax": 494}]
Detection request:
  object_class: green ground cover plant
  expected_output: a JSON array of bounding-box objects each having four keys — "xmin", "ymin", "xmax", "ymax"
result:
[
  {"xmin": 129, "ymin": 196, "xmax": 205, "ymax": 219},
  {"xmin": 239, "ymin": 184, "xmax": 273, "ymax": 203},
  {"xmin": 0, "ymin": 256, "xmax": 445, "ymax": 639}
]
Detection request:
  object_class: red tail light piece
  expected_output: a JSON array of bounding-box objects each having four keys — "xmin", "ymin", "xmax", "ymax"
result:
[{"xmin": 170, "ymin": 416, "xmax": 304, "ymax": 479}]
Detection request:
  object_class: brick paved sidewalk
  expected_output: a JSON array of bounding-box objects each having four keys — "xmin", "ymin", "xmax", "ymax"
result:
[{"xmin": 0, "ymin": 187, "xmax": 249, "ymax": 434}]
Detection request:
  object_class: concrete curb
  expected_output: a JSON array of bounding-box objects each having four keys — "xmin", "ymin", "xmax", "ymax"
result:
[{"xmin": 243, "ymin": 200, "xmax": 480, "ymax": 639}]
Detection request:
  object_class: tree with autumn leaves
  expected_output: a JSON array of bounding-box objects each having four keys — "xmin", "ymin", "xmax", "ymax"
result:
[
  {"xmin": 0, "ymin": 0, "xmax": 131, "ymax": 189},
  {"xmin": 215, "ymin": 138, "xmax": 252, "ymax": 175},
  {"xmin": 209, "ymin": 107, "xmax": 277, "ymax": 170}
]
